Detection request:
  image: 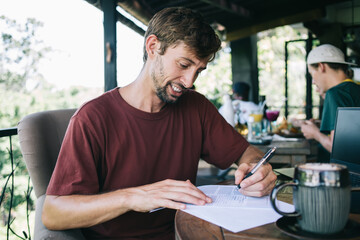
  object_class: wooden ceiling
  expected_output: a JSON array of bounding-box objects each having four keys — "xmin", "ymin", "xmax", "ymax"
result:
[{"xmin": 86, "ymin": 0, "xmax": 350, "ymax": 41}]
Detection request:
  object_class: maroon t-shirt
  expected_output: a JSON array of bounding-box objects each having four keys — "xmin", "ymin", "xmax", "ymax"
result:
[{"xmin": 47, "ymin": 88, "xmax": 249, "ymax": 239}]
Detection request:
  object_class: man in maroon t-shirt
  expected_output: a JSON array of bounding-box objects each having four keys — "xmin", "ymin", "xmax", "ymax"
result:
[{"xmin": 42, "ymin": 7, "xmax": 277, "ymax": 239}]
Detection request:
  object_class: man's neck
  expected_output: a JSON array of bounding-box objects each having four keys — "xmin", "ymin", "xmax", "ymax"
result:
[
  {"xmin": 325, "ymin": 69, "xmax": 348, "ymax": 90},
  {"xmin": 119, "ymin": 70, "xmax": 166, "ymax": 113}
]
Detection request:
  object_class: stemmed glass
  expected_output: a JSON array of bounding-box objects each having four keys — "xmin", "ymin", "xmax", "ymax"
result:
[{"xmin": 265, "ymin": 109, "xmax": 280, "ymax": 133}]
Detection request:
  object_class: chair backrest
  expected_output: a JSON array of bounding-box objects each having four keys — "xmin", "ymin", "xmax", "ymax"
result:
[{"xmin": 18, "ymin": 109, "xmax": 76, "ymax": 198}]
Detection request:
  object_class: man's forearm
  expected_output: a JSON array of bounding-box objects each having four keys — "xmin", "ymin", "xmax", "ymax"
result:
[
  {"xmin": 314, "ymin": 131, "xmax": 332, "ymax": 152},
  {"xmin": 42, "ymin": 189, "xmax": 132, "ymax": 230},
  {"xmin": 236, "ymin": 145, "xmax": 263, "ymax": 165}
]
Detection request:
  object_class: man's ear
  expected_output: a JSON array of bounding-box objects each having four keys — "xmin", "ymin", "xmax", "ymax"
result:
[
  {"xmin": 319, "ymin": 62, "xmax": 326, "ymax": 72},
  {"xmin": 145, "ymin": 35, "xmax": 160, "ymax": 60}
]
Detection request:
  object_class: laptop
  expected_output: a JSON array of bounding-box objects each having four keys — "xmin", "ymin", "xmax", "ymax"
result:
[{"xmin": 330, "ymin": 107, "xmax": 360, "ymax": 213}]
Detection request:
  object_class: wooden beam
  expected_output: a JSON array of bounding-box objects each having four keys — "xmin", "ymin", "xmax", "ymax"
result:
[
  {"xmin": 116, "ymin": 12, "xmax": 145, "ymax": 36},
  {"xmin": 226, "ymin": 8, "xmax": 324, "ymax": 42},
  {"xmin": 102, "ymin": 0, "xmax": 118, "ymax": 91},
  {"xmin": 117, "ymin": 0, "xmax": 152, "ymax": 26},
  {"xmin": 200, "ymin": 0, "xmax": 250, "ymax": 17}
]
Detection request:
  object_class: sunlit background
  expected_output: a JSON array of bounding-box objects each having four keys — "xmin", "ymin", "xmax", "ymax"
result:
[{"xmin": 0, "ymin": 0, "xmax": 144, "ymax": 90}]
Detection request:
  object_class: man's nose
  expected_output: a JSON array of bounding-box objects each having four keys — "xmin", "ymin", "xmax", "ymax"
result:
[{"xmin": 180, "ymin": 71, "xmax": 196, "ymax": 89}]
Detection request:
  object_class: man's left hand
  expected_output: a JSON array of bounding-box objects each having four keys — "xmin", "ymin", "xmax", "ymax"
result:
[
  {"xmin": 301, "ymin": 120, "xmax": 320, "ymax": 139},
  {"xmin": 234, "ymin": 145, "xmax": 277, "ymax": 197},
  {"xmin": 235, "ymin": 162, "xmax": 277, "ymax": 197}
]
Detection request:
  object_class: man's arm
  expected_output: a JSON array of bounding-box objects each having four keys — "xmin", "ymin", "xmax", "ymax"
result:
[
  {"xmin": 234, "ymin": 145, "xmax": 277, "ymax": 197},
  {"xmin": 42, "ymin": 179, "xmax": 211, "ymax": 230},
  {"xmin": 301, "ymin": 120, "xmax": 334, "ymax": 152}
]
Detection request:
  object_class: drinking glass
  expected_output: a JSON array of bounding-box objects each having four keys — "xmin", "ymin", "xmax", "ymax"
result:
[
  {"xmin": 248, "ymin": 112, "xmax": 263, "ymax": 139},
  {"xmin": 265, "ymin": 109, "xmax": 280, "ymax": 132}
]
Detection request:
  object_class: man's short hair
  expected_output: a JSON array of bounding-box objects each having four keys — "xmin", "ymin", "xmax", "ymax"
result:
[
  {"xmin": 143, "ymin": 7, "xmax": 221, "ymax": 62},
  {"xmin": 310, "ymin": 62, "xmax": 354, "ymax": 79}
]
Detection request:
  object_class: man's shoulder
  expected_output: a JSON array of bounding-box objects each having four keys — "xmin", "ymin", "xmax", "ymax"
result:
[
  {"xmin": 327, "ymin": 81, "xmax": 360, "ymax": 98},
  {"xmin": 332, "ymin": 80, "xmax": 360, "ymax": 90},
  {"xmin": 74, "ymin": 88, "xmax": 119, "ymax": 118}
]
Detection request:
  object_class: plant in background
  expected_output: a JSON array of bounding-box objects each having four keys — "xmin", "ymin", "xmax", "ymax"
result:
[
  {"xmin": 0, "ymin": 135, "xmax": 33, "ymax": 240},
  {"xmin": 196, "ymin": 44, "xmax": 233, "ymax": 109},
  {"xmin": 0, "ymin": 16, "xmax": 50, "ymax": 92},
  {"xmin": 257, "ymin": 25, "xmax": 312, "ymax": 119},
  {"xmin": 0, "ymin": 15, "xmax": 100, "ymax": 240},
  {"xmin": 0, "ymin": 20, "xmax": 47, "ymax": 238}
]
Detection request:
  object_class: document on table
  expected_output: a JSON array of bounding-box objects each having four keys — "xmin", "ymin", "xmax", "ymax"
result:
[{"xmin": 181, "ymin": 185, "xmax": 294, "ymax": 233}]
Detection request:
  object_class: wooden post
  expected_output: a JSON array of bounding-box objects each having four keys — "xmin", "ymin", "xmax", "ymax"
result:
[{"xmin": 102, "ymin": 0, "xmax": 117, "ymax": 91}]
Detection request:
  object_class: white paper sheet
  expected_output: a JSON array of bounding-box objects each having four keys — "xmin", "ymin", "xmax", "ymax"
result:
[
  {"xmin": 272, "ymin": 134, "xmax": 300, "ymax": 142},
  {"xmin": 181, "ymin": 185, "xmax": 294, "ymax": 233}
]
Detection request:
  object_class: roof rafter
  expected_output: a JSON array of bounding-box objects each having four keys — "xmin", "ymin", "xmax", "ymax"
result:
[{"xmin": 199, "ymin": 0, "xmax": 251, "ymax": 18}]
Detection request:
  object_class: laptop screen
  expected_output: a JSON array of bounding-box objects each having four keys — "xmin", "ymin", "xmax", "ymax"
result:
[{"xmin": 330, "ymin": 107, "xmax": 360, "ymax": 173}]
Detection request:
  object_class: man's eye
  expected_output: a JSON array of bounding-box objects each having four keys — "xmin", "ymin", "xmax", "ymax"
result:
[{"xmin": 180, "ymin": 63, "xmax": 188, "ymax": 69}]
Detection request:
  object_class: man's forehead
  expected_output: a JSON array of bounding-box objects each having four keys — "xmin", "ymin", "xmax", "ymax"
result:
[{"xmin": 169, "ymin": 43, "xmax": 209, "ymax": 66}]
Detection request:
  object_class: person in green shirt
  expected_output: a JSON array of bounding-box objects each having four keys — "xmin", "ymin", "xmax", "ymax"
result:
[{"xmin": 301, "ymin": 44, "xmax": 360, "ymax": 162}]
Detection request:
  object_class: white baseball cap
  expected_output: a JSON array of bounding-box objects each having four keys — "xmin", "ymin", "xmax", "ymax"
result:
[{"xmin": 307, "ymin": 44, "xmax": 356, "ymax": 65}]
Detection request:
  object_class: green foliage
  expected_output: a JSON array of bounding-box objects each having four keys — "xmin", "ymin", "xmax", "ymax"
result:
[
  {"xmin": 0, "ymin": 15, "xmax": 102, "ymax": 240},
  {"xmin": 196, "ymin": 26, "xmax": 313, "ymax": 118},
  {"xmin": 196, "ymin": 44, "xmax": 232, "ymax": 109},
  {"xmin": 257, "ymin": 25, "xmax": 312, "ymax": 119},
  {"xmin": 2, "ymin": 186, "xmax": 33, "ymax": 212},
  {"xmin": 0, "ymin": 16, "xmax": 50, "ymax": 92},
  {"xmin": 0, "ymin": 16, "xmax": 102, "ymax": 128}
]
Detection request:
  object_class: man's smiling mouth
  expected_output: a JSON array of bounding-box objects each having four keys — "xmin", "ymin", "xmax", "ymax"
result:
[{"xmin": 171, "ymin": 83, "xmax": 182, "ymax": 93}]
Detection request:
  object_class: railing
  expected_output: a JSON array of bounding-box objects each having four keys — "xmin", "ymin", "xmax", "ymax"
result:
[{"xmin": 0, "ymin": 127, "xmax": 33, "ymax": 240}]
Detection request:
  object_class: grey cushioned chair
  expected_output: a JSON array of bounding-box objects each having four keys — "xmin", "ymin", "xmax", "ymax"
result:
[{"xmin": 18, "ymin": 109, "xmax": 85, "ymax": 240}]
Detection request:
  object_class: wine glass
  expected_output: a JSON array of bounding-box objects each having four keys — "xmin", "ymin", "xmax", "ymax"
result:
[{"xmin": 265, "ymin": 109, "xmax": 280, "ymax": 133}]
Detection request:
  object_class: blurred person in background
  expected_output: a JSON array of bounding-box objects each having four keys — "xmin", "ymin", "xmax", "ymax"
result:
[
  {"xmin": 219, "ymin": 82, "xmax": 258, "ymax": 126},
  {"xmin": 232, "ymin": 82, "xmax": 259, "ymax": 125}
]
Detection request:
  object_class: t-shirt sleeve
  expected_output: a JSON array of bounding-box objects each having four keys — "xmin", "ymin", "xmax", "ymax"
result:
[
  {"xmin": 46, "ymin": 114, "xmax": 102, "ymax": 196},
  {"xmin": 199, "ymin": 96, "xmax": 249, "ymax": 169}
]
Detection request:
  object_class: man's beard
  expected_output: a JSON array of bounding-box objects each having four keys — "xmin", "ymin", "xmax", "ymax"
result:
[
  {"xmin": 154, "ymin": 82, "xmax": 176, "ymax": 103},
  {"xmin": 152, "ymin": 56, "xmax": 182, "ymax": 104}
]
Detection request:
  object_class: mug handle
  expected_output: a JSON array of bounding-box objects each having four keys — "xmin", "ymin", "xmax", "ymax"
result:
[{"xmin": 270, "ymin": 182, "xmax": 300, "ymax": 217}]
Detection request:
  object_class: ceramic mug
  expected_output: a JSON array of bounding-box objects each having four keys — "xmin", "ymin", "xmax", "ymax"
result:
[{"xmin": 270, "ymin": 163, "xmax": 351, "ymax": 234}]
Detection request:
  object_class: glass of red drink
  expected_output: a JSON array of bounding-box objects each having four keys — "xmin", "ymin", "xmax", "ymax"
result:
[{"xmin": 265, "ymin": 110, "xmax": 280, "ymax": 132}]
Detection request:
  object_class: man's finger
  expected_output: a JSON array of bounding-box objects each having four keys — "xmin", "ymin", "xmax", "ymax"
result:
[{"xmin": 234, "ymin": 162, "xmax": 254, "ymax": 185}]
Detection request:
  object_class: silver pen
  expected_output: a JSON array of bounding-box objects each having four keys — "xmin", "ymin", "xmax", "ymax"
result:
[{"xmin": 237, "ymin": 147, "xmax": 276, "ymax": 189}]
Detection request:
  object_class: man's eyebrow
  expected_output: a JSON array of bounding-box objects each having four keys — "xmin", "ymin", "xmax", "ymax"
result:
[
  {"xmin": 180, "ymin": 57, "xmax": 207, "ymax": 70},
  {"xmin": 180, "ymin": 57, "xmax": 195, "ymax": 64}
]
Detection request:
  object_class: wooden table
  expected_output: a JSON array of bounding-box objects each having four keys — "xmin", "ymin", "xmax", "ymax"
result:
[
  {"xmin": 175, "ymin": 180, "xmax": 360, "ymax": 240},
  {"xmin": 255, "ymin": 139, "xmax": 314, "ymax": 167}
]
